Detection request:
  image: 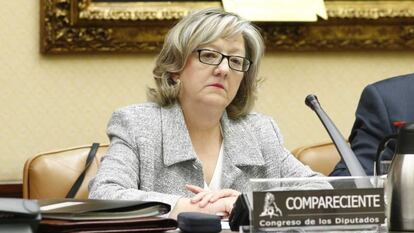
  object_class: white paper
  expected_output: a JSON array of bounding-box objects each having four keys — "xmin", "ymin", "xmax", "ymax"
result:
[
  {"xmin": 222, "ymin": 0, "xmax": 327, "ymax": 22},
  {"xmin": 221, "ymin": 220, "xmax": 230, "ymax": 230},
  {"xmin": 40, "ymin": 201, "xmax": 84, "ymax": 211}
]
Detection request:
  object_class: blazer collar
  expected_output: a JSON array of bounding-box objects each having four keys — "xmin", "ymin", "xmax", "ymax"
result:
[
  {"xmin": 161, "ymin": 103, "xmax": 196, "ymax": 166},
  {"xmin": 161, "ymin": 103, "xmax": 265, "ymax": 167}
]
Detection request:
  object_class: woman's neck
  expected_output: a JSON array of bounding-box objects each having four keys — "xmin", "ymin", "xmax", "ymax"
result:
[
  {"xmin": 180, "ymin": 100, "xmax": 224, "ymax": 184},
  {"xmin": 180, "ymin": 100, "xmax": 224, "ymax": 150}
]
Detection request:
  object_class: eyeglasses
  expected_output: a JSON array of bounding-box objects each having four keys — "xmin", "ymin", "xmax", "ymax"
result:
[{"xmin": 196, "ymin": 49, "xmax": 252, "ymax": 72}]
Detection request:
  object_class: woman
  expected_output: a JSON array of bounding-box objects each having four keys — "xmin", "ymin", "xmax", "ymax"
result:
[{"xmin": 89, "ymin": 8, "xmax": 320, "ymax": 218}]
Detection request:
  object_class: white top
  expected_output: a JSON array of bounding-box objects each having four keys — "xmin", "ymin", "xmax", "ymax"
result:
[{"xmin": 204, "ymin": 142, "xmax": 224, "ymax": 191}]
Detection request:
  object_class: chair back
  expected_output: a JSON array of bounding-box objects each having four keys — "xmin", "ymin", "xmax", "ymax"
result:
[
  {"xmin": 292, "ymin": 142, "xmax": 341, "ymax": 176},
  {"xmin": 23, "ymin": 144, "xmax": 108, "ymax": 199}
]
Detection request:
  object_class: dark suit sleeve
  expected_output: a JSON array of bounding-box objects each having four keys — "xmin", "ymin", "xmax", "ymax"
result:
[{"xmin": 330, "ymin": 84, "xmax": 392, "ymax": 176}]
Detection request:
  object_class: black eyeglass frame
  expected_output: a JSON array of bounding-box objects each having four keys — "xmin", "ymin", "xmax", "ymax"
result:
[{"xmin": 196, "ymin": 49, "xmax": 252, "ymax": 72}]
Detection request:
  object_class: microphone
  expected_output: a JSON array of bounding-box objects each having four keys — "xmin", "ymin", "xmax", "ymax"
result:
[{"xmin": 305, "ymin": 94, "xmax": 368, "ymax": 179}]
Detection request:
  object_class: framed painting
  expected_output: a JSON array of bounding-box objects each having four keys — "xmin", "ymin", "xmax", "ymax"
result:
[{"xmin": 40, "ymin": 0, "xmax": 414, "ymax": 54}]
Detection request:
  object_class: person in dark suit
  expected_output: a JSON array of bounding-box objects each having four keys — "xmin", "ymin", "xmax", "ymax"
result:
[{"xmin": 331, "ymin": 73, "xmax": 414, "ymax": 176}]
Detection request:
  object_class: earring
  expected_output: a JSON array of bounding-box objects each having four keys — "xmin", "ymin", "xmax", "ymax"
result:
[{"xmin": 171, "ymin": 73, "xmax": 180, "ymax": 84}]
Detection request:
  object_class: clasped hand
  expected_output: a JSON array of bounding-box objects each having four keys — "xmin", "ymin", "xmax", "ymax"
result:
[{"xmin": 186, "ymin": 184, "xmax": 240, "ymax": 217}]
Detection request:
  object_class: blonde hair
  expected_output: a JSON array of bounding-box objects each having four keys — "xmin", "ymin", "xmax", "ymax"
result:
[{"xmin": 147, "ymin": 8, "xmax": 264, "ymax": 119}]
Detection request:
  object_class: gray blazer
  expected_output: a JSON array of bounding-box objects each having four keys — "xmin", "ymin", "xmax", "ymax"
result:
[{"xmin": 89, "ymin": 102, "xmax": 320, "ymax": 208}]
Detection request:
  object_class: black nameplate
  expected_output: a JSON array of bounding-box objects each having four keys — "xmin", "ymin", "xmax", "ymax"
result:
[{"xmin": 253, "ymin": 188, "xmax": 385, "ymax": 229}]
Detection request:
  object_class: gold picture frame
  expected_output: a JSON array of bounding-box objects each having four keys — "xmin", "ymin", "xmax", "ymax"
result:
[{"xmin": 40, "ymin": 0, "xmax": 414, "ymax": 54}]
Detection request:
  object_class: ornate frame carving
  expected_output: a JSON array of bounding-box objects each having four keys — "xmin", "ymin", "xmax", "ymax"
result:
[{"xmin": 40, "ymin": 0, "xmax": 414, "ymax": 54}]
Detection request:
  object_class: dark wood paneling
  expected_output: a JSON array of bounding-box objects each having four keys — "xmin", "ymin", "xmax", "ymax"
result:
[{"xmin": 0, "ymin": 182, "xmax": 23, "ymax": 198}]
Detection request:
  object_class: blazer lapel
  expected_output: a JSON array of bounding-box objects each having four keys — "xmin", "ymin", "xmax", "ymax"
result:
[
  {"xmin": 220, "ymin": 112, "xmax": 265, "ymax": 189},
  {"xmin": 161, "ymin": 103, "xmax": 197, "ymax": 166}
]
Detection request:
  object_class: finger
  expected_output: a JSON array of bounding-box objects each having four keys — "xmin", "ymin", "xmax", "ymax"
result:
[
  {"xmin": 190, "ymin": 192, "xmax": 208, "ymax": 203},
  {"xmin": 186, "ymin": 184, "xmax": 204, "ymax": 193},
  {"xmin": 186, "ymin": 184, "xmax": 204, "ymax": 194},
  {"xmin": 209, "ymin": 189, "xmax": 240, "ymax": 202},
  {"xmin": 198, "ymin": 193, "xmax": 214, "ymax": 208},
  {"xmin": 224, "ymin": 197, "xmax": 238, "ymax": 213}
]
